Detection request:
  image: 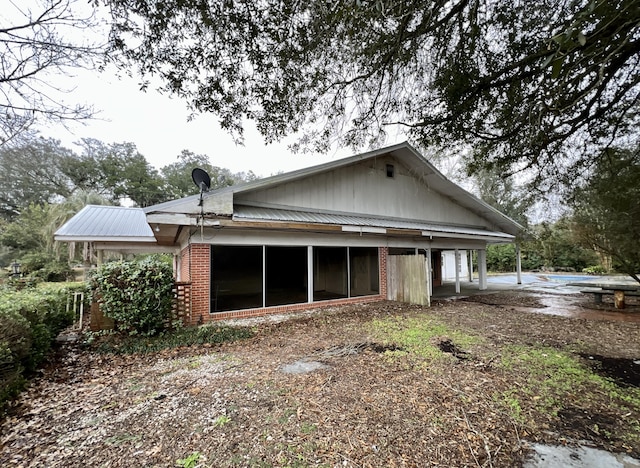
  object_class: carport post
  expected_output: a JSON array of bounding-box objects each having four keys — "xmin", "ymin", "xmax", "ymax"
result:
[
  {"xmin": 516, "ymin": 243, "xmax": 522, "ymax": 285},
  {"xmin": 307, "ymin": 246, "xmax": 313, "ymax": 303},
  {"xmin": 468, "ymin": 250, "xmax": 473, "ymax": 282},
  {"xmin": 426, "ymin": 248, "xmax": 433, "ymax": 296},
  {"xmin": 455, "ymin": 248, "xmax": 461, "ymax": 294},
  {"xmin": 478, "ymin": 249, "xmax": 488, "ymax": 290}
]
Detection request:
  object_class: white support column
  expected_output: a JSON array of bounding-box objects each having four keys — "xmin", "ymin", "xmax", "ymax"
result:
[
  {"xmin": 262, "ymin": 245, "xmax": 266, "ymax": 307},
  {"xmin": 424, "ymin": 254, "xmax": 431, "ymax": 307},
  {"xmin": 426, "ymin": 248, "xmax": 433, "ymax": 296},
  {"xmin": 455, "ymin": 248, "xmax": 461, "ymax": 294},
  {"xmin": 307, "ymin": 246, "xmax": 314, "ymax": 303},
  {"xmin": 173, "ymin": 253, "xmax": 179, "ymax": 280},
  {"xmin": 346, "ymin": 247, "xmax": 351, "ymax": 298},
  {"xmin": 468, "ymin": 250, "xmax": 473, "ymax": 282},
  {"xmin": 478, "ymin": 249, "xmax": 488, "ymax": 290},
  {"xmin": 516, "ymin": 243, "xmax": 522, "ymax": 285}
]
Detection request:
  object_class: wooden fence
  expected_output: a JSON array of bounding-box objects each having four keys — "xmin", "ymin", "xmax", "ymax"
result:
[{"xmin": 387, "ymin": 255, "xmax": 430, "ymax": 306}]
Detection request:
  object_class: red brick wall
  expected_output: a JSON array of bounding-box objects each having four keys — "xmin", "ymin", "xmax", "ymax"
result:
[
  {"xmin": 206, "ymin": 295, "xmax": 384, "ymax": 321},
  {"xmin": 179, "ymin": 245, "xmax": 190, "ymax": 282},
  {"xmin": 188, "ymin": 244, "xmax": 211, "ymax": 325},
  {"xmin": 379, "ymin": 246, "xmax": 388, "ymax": 299}
]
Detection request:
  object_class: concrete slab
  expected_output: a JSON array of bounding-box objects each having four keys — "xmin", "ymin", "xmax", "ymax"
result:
[{"xmin": 524, "ymin": 442, "xmax": 640, "ymax": 468}]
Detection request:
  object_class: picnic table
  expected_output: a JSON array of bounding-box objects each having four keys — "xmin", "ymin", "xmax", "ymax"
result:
[{"xmin": 567, "ymin": 282, "xmax": 640, "ymax": 309}]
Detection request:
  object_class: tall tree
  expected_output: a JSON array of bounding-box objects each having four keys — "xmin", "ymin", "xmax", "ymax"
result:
[
  {"xmin": 0, "ymin": 137, "xmax": 74, "ymax": 219},
  {"xmin": 61, "ymin": 138, "xmax": 165, "ymax": 206},
  {"xmin": 1, "ymin": 0, "xmax": 105, "ymax": 145},
  {"xmin": 104, "ymin": 0, "xmax": 640, "ymax": 189},
  {"xmin": 161, "ymin": 149, "xmax": 257, "ymax": 199},
  {"xmin": 474, "ymin": 169, "xmax": 531, "ymax": 227},
  {"xmin": 571, "ymin": 147, "xmax": 640, "ymax": 282}
]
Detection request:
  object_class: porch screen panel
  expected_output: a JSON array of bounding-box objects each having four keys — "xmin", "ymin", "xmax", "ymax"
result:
[
  {"xmin": 349, "ymin": 247, "xmax": 380, "ymax": 297},
  {"xmin": 266, "ymin": 246, "xmax": 308, "ymax": 306},
  {"xmin": 313, "ymin": 247, "xmax": 348, "ymax": 301},
  {"xmin": 211, "ymin": 245, "xmax": 262, "ymax": 312}
]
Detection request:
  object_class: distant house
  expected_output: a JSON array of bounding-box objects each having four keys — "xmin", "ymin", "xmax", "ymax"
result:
[{"xmin": 55, "ymin": 142, "xmax": 522, "ymax": 324}]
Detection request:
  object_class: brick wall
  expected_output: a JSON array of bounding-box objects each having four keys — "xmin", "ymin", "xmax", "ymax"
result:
[
  {"xmin": 205, "ymin": 295, "xmax": 384, "ymax": 321},
  {"xmin": 179, "ymin": 245, "xmax": 190, "ymax": 282},
  {"xmin": 379, "ymin": 246, "xmax": 388, "ymax": 299},
  {"xmin": 188, "ymin": 244, "xmax": 211, "ymax": 325}
]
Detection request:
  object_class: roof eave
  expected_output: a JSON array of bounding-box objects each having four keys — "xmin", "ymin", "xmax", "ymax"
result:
[{"xmin": 54, "ymin": 235, "xmax": 157, "ymax": 243}]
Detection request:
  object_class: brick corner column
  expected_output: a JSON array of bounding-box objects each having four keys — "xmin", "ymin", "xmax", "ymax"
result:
[
  {"xmin": 189, "ymin": 244, "xmax": 211, "ymax": 325},
  {"xmin": 379, "ymin": 246, "xmax": 388, "ymax": 299}
]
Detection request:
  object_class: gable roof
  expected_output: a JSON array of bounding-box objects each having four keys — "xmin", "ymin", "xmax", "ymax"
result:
[
  {"xmin": 145, "ymin": 142, "xmax": 523, "ymax": 236},
  {"xmin": 54, "ymin": 205, "xmax": 156, "ymax": 242}
]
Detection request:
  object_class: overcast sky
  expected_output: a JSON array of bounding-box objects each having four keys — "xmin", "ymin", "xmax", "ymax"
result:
[
  {"xmin": 3, "ymin": 0, "xmax": 368, "ymax": 178},
  {"xmin": 40, "ymin": 66, "xmax": 363, "ymax": 178}
]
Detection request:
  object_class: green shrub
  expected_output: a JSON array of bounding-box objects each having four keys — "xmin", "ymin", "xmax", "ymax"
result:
[
  {"xmin": 91, "ymin": 258, "xmax": 174, "ymax": 336},
  {"xmin": 582, "ymin": 265, "xmax": 607, "ymax": 275},
  {"xmin": 0, "ymin": 282, "xmax": 85, "ymax": 409},
  {"xmin": 19, "ymin": 252, "xmax": 73, "ymax": 282},
  {"xmin": 90, "ymin": 324, "xmax": 254, "ymax": 355}
]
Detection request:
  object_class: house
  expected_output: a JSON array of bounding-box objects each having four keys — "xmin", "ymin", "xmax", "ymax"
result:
[{"xmin": 55, "ymin": 142, "xmax": 523, "ymax": 324}]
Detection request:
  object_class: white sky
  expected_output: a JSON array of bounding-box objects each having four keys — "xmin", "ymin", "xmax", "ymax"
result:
[
  {"xmin": 8, "ymin": 0, "xmax": 365, "ymax": 178},
  {"xmin": 40, "ymin": 67, "xmax": 358, "ymax": 177}
]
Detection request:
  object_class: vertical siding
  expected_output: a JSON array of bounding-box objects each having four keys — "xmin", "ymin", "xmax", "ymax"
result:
[{"xmin": 236, "ymin": 157, "xmax": 490, "ymax": 227}]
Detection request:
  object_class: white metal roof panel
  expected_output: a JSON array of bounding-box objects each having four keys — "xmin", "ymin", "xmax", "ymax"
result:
[
  {"xmin": 54, "ymin": 205, "xmax": 156, "ymax": 242},
  {"xmin": 233, "ymin": 206, "xmax": 514, "ymax": 241}
]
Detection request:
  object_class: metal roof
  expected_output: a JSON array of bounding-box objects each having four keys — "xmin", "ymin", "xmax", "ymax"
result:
[
  {"xmin": 54, "ymin": 205, "xmax": 156, "ymax": 242},
  {"xmin": 234, "ymin": 206, "xmax": 514, "ymax": 242}
]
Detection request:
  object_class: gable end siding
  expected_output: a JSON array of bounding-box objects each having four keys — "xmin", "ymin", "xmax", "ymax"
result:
[{"xmin": 235, "ymin": 157, "xmax": 491, "ymax": 228}]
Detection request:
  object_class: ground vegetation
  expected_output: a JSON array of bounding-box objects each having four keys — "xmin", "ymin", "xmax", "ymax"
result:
[{"xmin": 1, "ymin": 295, "xmax": 638, "ymax": 466}]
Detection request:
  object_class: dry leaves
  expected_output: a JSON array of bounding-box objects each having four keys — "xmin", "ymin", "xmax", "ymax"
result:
[{"xmin": 1, "ymin": 295, "xmax": 639, "ymax": 467}]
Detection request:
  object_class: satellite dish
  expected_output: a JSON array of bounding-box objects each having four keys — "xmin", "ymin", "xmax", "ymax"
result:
[{"xmin": 191, "ymin": 168, "xmax": 211, "ymax": 192}]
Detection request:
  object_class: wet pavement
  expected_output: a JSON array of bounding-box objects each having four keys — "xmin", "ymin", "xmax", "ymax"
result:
[
  {"xmin": 434, "ymin": 274, "xmax": 640, "ymax": 466},
  {"xmin": 433, "ymin": 273, "xmax": 640, "ymax": 323}
]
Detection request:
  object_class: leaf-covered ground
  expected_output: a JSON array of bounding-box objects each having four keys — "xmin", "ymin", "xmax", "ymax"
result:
[{"xmin": 1, "ymin": 292, "xmax": 639, "ymax": 467}]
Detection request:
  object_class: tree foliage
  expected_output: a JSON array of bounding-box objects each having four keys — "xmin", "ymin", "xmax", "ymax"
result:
[
  {"xmin": 61, "ymin": 139, "xmax": 166, "ymax": 206},
  {"xmin": 0, "ymin": 138, "xmax": 74, "ymax": 219},
  {"xmin": 104, "ymin": 0, "xmax": 640, "ymax": 187},
  {"xmin": 1, "ymin": 1, "xmax": 105, "ymax": 145},
  {"xmin": 571, "ymin": 147, "xmax": 640, "ymax": 282},
  {"xmin": 0, "ymin": 132, "xmax": 260, "ymax": 274},
  {"xmin": 474, "ymin": 168, "xmax": 531, "ymax": 228},
  {"xmin": 0, "ymin": 204, "xmax": 50, "ymax": 253},
  {"xmin": 486, "ymin": 218, "xmax": 598, "ymax": 273},
  {"xmin": 160, "ymin": 149, "xmax": 257, "ymax": 200}
]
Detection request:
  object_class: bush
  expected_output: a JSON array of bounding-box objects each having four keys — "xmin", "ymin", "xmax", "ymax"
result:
[
  {"xmin": 90, "ymin": 324, "xmax": 255, "ymax": 355},
  {"xmin": 582, "ymin": 265, "xmax": 607, "ymax": 275},
  {"xmin": 20, "ymin": 252, "xmax": 73, "ymax": 282},
  {"xmin": 486, "ymin": 244, "xmax": 516, "ymax": 272},
  {"xmin": 0, "ymin": 282, "xmax": 85, "ymax": 409},
  {"xmin": 91, "ymin": 258, "xmax": 174, "ymax": 336}
]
